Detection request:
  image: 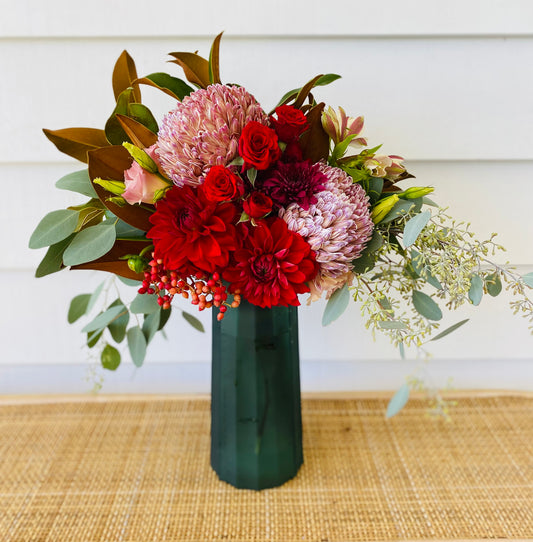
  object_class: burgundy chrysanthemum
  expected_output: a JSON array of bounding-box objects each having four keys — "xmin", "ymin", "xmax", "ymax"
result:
[
  {"xmin": 223, "ymin": 218, "xmax": 318, "ymax": 308},
  {"xmin": 261, "ymin": 161, "xmax": 327, "ymax": 211},
  {"xmin": 147, "ymin": 185, "xmax": 237, "ymax": 276},
  {"xmin": 279, "ymin": 163, "xmax": 373, "ymax": 299},
  {"xmin": 156, "ymin": 84, "xmax": 268, "ymax": 187}
]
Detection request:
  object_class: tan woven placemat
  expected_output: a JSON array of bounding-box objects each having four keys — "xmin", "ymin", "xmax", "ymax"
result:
[{"xmin": 0, "ymin": 394, "xmax": 531, "ymax": 541}]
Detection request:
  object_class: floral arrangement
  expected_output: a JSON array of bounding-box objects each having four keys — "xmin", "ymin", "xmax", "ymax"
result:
[{"xmin": 30, "ymin": 34, "xmax": 533, "ymax": 410}]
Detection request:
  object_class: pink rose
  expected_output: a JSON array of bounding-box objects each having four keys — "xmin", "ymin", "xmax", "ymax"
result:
[{"xmin": 123, "ymin": 145, "xmax": 169, "ymax": 205}]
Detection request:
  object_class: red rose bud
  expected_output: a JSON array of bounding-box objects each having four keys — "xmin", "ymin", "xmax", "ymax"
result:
[
  {"xmin": 201, "ymin": 165, "xmax": 243, "ymax": 202},
  {"xmin": 270, "ymin": 105, "xmax": 309, "ymax": 143},
  {"xmin": 243, "ymin": 192, "xmax": 273, "ymax": 219},
  {"xmin": 238, "ymin": 121, "xmax": 281, "ymax": 171},
  {"xmin": 281, "ymin": 140, "xmax": 304, "ymax": 162}
]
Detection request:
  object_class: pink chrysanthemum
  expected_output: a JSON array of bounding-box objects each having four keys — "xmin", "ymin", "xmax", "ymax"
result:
[
  {"xmin": 279, "ymin": 163, "xmax": 373, "ymax": 300},
  {"xmin": 157, "ymin": 84, "xmax": 268, "ymax": 186}
]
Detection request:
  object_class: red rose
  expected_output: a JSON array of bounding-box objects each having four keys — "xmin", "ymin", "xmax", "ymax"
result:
[
  {"xmin": 243, "ymin": 192, "xmax": 273, "ymax": 219},
  {"xmin": 238, "ymin": 121, "xmax": 281, "ymax": 171},
  {"xmin": 270, "ymin": 105, "xmax": 309, "ymax": 143},
  {"xmin": 201, "ymin": 165, "xmax": 243, "ymax": 202}
]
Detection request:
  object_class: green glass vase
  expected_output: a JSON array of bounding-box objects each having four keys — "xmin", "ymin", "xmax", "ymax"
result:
[{"xmin": 210, "ymin": 300, "xmax": 303, "ymax": 490}]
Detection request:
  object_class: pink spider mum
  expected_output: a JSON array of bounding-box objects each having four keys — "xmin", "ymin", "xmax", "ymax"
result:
[
  {"xmin": 279, "ymin": 163, "xmax": 373, "ymax": 300},
  {"xmin": 157, "ymin": 84, "xmax": 268, "ymax": 186}
]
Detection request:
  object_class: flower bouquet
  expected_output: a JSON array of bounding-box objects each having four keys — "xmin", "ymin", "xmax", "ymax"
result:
[{"xmin": 30, "ymin": 34, "xmax": 533, "ymax": 489}]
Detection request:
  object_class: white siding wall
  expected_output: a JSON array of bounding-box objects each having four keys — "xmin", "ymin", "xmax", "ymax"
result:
[{"xmin": 2, "ymin": 1, "xmax": 532, "ymax": 393}]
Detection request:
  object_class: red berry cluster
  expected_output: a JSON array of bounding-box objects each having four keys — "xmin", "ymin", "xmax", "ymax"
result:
[{"xmin": 137, "ymin": 254, "xmax": 241, "ymax": 320}]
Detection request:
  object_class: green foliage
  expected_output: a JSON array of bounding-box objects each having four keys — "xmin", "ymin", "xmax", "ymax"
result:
[
  {"xmin": 430, "ymin": 319, "xmax": 469, "ymax": 341},
  {"xmin": 29, "ymin": 209, "xmax": 79, "ymax": 249},
  {"xmin": 55, "ymin": 169, "xmax": 98, "ymax": 198},
  {"xmin": 322, "ymin": 283, "xmax": 350, "ymax": 326},
  {"xmin": 82, "ymin": 305, "xmax": 126, "ymax": 333},
  {"xmin": 127, "ymin": 326, "xmax": 147, "ymax": 367},
  {"xmin": 386, "ymin": 383, "xmax": 410, "ymax": 418},
  {"xmin": 403, "ymin": 210, "xmax": 431, "ymax": 248},
  {"xmin": 522, "ymin": 272, "xmax": 533, "ymax": 288},
  {"xmin": 468, "ymin": 274, "xmax": 483, "ymax": 306},
  {"xmin": 143, "ymin": 310, "xmax": 161, "ymax": 344},
  {"xmin": 141, "ymin": 72, "xmax": 194, "ymax": 100},
  {"xmin": 412, "ymin": 290, "xmax": 443, "ymax": 321},
  {"xmin": 485, "ymin": 272, "xmax": 502, "ymax": 297},
  {"xmin": 34, "ymin": 235, "xmax": 75, "ymax": 277},
  {"xmin": 182, "ymin": 311, "xmax": 205, "ymax": 332},
  {"xmin": 130, "ymin": 293, "xmax": 160, "ymax": 314},
  {"xmin": 62, "ymin": 223, "xmax": 117, "ymax": 266},
  {"xmin": 67, "ymin": 294, "xmax": 92, "ymax": 324},
  {"xmin": 107, "ymin": 299, "xmax": 129, "ymax": 343},
  {"xmin": 101, "ymin": 343, "xmax": 121, "ymax": 371}
]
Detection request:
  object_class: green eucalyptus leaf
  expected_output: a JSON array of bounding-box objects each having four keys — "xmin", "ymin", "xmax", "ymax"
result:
[
  {"xmin": 421, "ymin": 196, "xmax": 439, "ymax": 207},
  {"xmin": 127, "ymin": 326, "xmax": 147, "ymax": 367},
  {"xmin": 67, "ymin": 294, "xmax": 92, "ymax": 324},
  {"xmin": 365, "ymin": 230, "xmax": 384, "ymax": 254},
  {"xmin": 386, "ymin": 383, "xmax": 410, "ymax": 418},
  {"xmin": 522, "ymin": 272, "xmax": 533, "ymax": 288},
  {"xmin": 351, "ymin": 252, "xmax": 376, "ymax": 274},
  {"xmin": 322, "ymin": 282, "xmax": 350, "ymax": 326},
  {"xmin": 101, "ymin": 343, "xmax": 121, "ymax": 371},
  {"xmin": 485, "ymin": 272, "xmax": 502, "ymax": 297},
  {"xmin": 55, "ymin": 169, "xmax": 98, "ymax": 198},
  {"xmin": 117, "ymin": 276, "xmax": 142, "ymax": 287},
  {"xmin": 403, "ymin": 210, "xmax": 431, "ymax": 248},
  {"xmin": 142, "ymin": 310, "xmax": 161, "ymax": 344},
  {"xmin": 378, "ymin": 321, "xmax": 407, "ymax": 330},
  {"xmin": 468, "ymin": 274, "xmax": 483, "ymax": 306},
  {"xmin": 63, "ymin": 223, "xmax": 117, "ymax": 266},
  {"xmin": 380, "ymin": 199, "xmax": 415, "ymax": 224},
  {"xmin": 182, "ymin": 311, "xmax": 205, "ymax": 333},
  {"xmin": 430, "ymin": 319, "xmax": 470, "ymax": 341},
  {"xmin": 107, "ymin": 299, "xmax": 129, "ymax": 343},
  {"xmin": 87, "ymin": 329, "xmax": 103, "ymax": 348},
  {"xmin": 399, "ymin": 342, "xmax": 405, "ymax": 359},
  {"xmin": 367, "ymin": 177, "xmax": 384, "ymax": 204},
  {"xmin": 158, "ymin": 306, "xmax": 172, "ymax": 330},
  {"xmin": 410, "ymin": 250, "xmax": 443, "ymax": 290},
  {"xmin": 82, "ymin": 305, "xmax": 126, "ymax": 333},
  {"xmin": 130, "ymin": 293, "xmax": 160, "ymax": 315},
  {"xmin": 35, "ymin": 234, "xmax": 75, "ymax": 277},
  {"xmin": 412, "ymin": 290, "xmax": 443, "ymax": 321},
  {"xmin": 29, "ymin": 209, "xmax": 79, "ymax": 249},
  {"xmin": 87, "ymin": 281, "xmax": 105, "ymax": 313}
]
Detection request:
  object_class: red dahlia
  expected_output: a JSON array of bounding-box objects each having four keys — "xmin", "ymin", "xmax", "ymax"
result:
[
  {"xmin": 223, "ymin": 218, "xmax": 318, "ymax": 308},
  {"xmin": 147, "ymin": 185, "xmax": 237, "ymax": 276}
]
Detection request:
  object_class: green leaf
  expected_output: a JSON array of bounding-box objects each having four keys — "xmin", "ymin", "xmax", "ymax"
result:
[
  {"xmin": 142, "ymin": 310, "xmax": 161, "ymax": 344},
  {"xmin": 158, "ymin": 306, "xmax": 172, "ymax": 330},
  {"xmin": 105, "ymin": 87, "xmax": 135, "ymax": 145},
  {"xmin": 399, "ymin": 342, "xmax": 405, "ymax": 359},
  {"xmin": 380, "ymin": 199, "xmax": 415, "ymax": 224},
  {"xmin": 130, "ymin": 293, "xmax": 160, "ymax": 314},
  {"xmin": 367, "ymin": 177, "xmax": 384, "ymax": 205},
  {"xmin": 522, "ymin": 272, "xmax": 533, "ymax": 288},
  {"xmin": 101, "ymin": 343, "xmax": 121, "ymax": 371},
  {"xmin": 182, "ymin": 311, "xmax": 205, "ymax": 332},
  {"xmin": 410, "ymin": 250, "xmax": 443, "ymax": 290},
  {"xmin": 62, "ymin": 223, "xmax": 117, "ymax": 266},
  {"xmin": 87, "ymin": 281, "xmax": 105, "ymax": 313},
  {"xmin": 82, "ymin": 305, "xmax": 126, "ymax": 333},
  {"xmin": 55, "ymin": 169, "xmax": 98, "ymax": 198},
  {"xmin": 107, "ymin": 299, "xmax": 129, "ymax": 343},
  {"xmin": 386, "ymin": 383, "xmax": 410, "ymax": 418},
  {"xmin": 128, "ymin": 103, "xmax": 158, "ymax": 134},
  {"xmin": 412, "ymin": 290, "xmax": 443, "ymax": 321},
  {"xmin": 29, "ymin": 209, "xmax": 79, "ymax": 249},
  {"xmin": 274, "ymin": 73, "xmax": 341, "ymax": 109},
  {"xmin": 87, "ymin": 329, "xmax": 103, "ymax": 348},
  {"xmin": 322, "ymin": 283, "xmax": 350, "ymax": 326},
  {"xmin": 468, "ymin": 274, "xmax": 483, "ymax": 306},
  {"xmin": 114, "ymin": 219, "xmax": 146, "ymax": 239},
  {"xmin": 403, "ymin": 210, "xmax": 431, "ymax": 248},
  {"xmin": 117, "ymin": 276, "xmax": 142, "ymax": 287},
  {"xmin": 139, "ymin": 72, "xmax": 194, "ymax": 100},
  {"xmin": 431, "ymin": 319, "xmax": 470, "ymax": 341},
  {"xmin": 365, "ymin": 230, "xmax": 384, "ymax": 254},
  {"xmin": 485, "ymin": 272, "xmax": 502, "ymax": 297},
  {"xmin": 352, "ymin": 252, "xmax": 376, "ymax": 274},
  {"xmin": 35, "ymin": 234, "xmax": 75, "ymax": 277},
  {"xmin": 378, "ymin": 321, "xmax": 407, "ymax": 330},
  {"xmin": 67, "ymin": 294, "xmax": 92, "ymax": 324},
  {"xmin": 422, "ymin": 196, "xmax": 439, "ymax": 207},
  {"xmin": 127, "ymin": 326, "xmax": 147, "ymax": 367}
]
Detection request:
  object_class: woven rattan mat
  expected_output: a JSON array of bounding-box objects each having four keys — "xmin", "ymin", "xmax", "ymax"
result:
[{"xmin": 0, "ymin": 395, "xmax": 532, "ymax": 541}]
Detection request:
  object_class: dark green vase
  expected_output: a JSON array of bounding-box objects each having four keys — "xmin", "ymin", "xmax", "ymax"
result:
[{"xmin": 210, "ymin": 300, "xmax": 303, "ymax": 490}]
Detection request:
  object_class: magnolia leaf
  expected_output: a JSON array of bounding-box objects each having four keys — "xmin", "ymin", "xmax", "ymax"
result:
[
  {"xmin": 112, "ymin": 50, "xmax": 141, "ymax": 103},
  {"xmin": 431, "ymin": 319, "xmax": 470, "ymax": 341},
  {"xmin": 130, "ymin": 293, "xmax": 160, "ymax": 315},
  {"xmin": 522, "ymin": 272, "xmax": 533, "ymax": 288},
  {"xmin": 182, "ymin": 311, "xmax": 205, "ymax": 332},
  {"xmin": 105, "ymin": 88, "xmax": 136, "ymax": 145},
  {"xmin": 55, "ymin": 169, "xmax": 98, "ymax": 198},
  {"xmin": 63, "ymin": 223, "xmax": 117, "ymax": 266},
  {"xmin": 208, "ymin": 31, "xmax": 223, "ymax": 84},
  {"xmin": 107, "ymin": 299, "xmax": 130, "ymax": 343},
  {"xmin": 67, "ymin": 294, "xmax": 92, "ymax": 324},
  {"xmin": 379, "ymin": 321, "xmax": 407, "ymax": 330},
  {"xmin": 143, "ymin": 310, "xmax": 161, "ymax": 344},
  {"xmin": 116, "ymin": 115, "xmax": 158, "ymax": 148},
  {"xmin": 35, "ymin": 235, "xmax": 75, "ymax": 277},
  {"xmin": 101, "ymin": 343, "xmax": 121, "ymax": 371},
  {"xmin": 322, "ymin": 282, "xmax": 350, "ymax": 326},
  {"xmin": 81, "ymin": 305, "xmax": 126, "ymax": 333},
  {"xmin": 134, "ymin": 73, "xmax": 194, "ymax": 101},
  {"xmin": 128, "ymin": 103, "xmax": 158, "ymax": 134},
  {"xmin": 29, "ymin": 209, "xmax": 79, "ymax": 249},
  {"xmin": 412, "ymin": 290, "xmax": 443, "ymax": 321},
  {"xmin": 403, "ymin": 210, "xmax": 431, "ymax": 248},
  {"xmin": 293, "ymin": 74, "xmax": 324, "ymax": 109},
  {"xmin": 276, "ymin": 74, "xmax": 341, "ymax": 109},
  {"xmin": 386, "ymin": 383, "xmax": 410, "ymax": 418},
  {"xmin": 300, "ymin": 102, "xmax": 329, "ymax": 163},
  {"xmin": 127, "ymin": 326, "xmax": 147, "ymax": 367},
  {"xmin": 168, "ymin": 52, "xmax": 210, "ymax": 88},
  {"xmin": 485, "ymin": 272, "xmax": 502, "ymax": 297},
  {"xmin": 468, "ymin": 274, "xmax": 483, "ymax": 306},
  {"xmin": 43, "ymin": 127, "xmax": 109, "ymax": 163}
]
